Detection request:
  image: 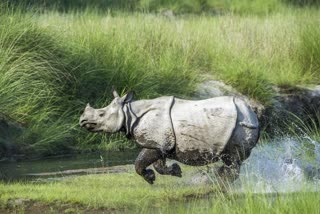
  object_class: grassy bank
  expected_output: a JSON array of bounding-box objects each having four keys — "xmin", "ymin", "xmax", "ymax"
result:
[
  {"xmin": 0, "ymin": 165, "xmax": 319, "ymax": 213},
  {"xmin": 0, "ymin": 164, "xmax": 213, "ymax": 212},
  {"xmin": 0, "ymin": 3, "xmax": 320, "ymax": 157}
]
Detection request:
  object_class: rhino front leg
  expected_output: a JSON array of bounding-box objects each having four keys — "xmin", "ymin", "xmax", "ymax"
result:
[
  {"xmin": 153, "ymin": 159, "xmax": 182, "ymax": 177},
  {"xmin": 135, "ymin": 148, "xmax": 162, "ymax": 184}
]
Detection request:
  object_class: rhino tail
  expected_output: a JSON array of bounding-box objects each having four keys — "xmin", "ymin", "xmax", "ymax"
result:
[{"xmin": 239, "ymin": 122, "xmax": 258, "ymax": 129}]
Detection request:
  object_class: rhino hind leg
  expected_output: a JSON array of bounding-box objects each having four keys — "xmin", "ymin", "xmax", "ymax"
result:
[
  {"xmin": 153, "ymin": 159, "xmax": 182, "ymax": 177},
  {"xmin": 216, "ymin": 98, "xmax": 260, "ymax": 183},
  {"xmin": 217, "ymin": 126, "xmax": 258, "ymax": 183},
  {"xmin": 217, "ymin": 153, "xmax": 241, "ymax": 183},
  {"xmin": 135, "ymin": 148, "xmax": 163, "ymax": 184}
]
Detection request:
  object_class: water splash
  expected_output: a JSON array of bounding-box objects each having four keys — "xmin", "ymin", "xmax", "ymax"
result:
[{"xmin": 235, "ymin": 136, "xmax": 320, "ymax": 193}]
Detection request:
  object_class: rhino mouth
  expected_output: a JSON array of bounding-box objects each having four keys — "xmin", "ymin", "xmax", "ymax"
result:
[{"xmin": 81, "ymin": 122, "xmax": 97, "ymax": 131}]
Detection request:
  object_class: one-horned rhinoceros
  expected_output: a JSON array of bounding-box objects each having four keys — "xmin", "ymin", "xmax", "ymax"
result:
[{"xmin": 79, "ymin": 89, "xmax": 260, "ymax": 184}]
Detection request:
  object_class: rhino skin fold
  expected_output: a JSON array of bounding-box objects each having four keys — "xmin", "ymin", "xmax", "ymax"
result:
[{"xmin": 80, "ymin": 90, "xmax": 259, "ymax": 184}]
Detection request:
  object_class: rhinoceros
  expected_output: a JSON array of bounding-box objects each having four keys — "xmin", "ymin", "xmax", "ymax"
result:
[{"xmin": 79, "ymin": 89, "xmax": 259, "ymax": 184}]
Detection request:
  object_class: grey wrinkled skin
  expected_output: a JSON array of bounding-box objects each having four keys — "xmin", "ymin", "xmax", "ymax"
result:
[{"xmin": 79, "ymin": 89, "xmax": 260, "ymax": 184}]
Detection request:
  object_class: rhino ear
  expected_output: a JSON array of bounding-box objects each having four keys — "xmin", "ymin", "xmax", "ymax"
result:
[
  {"xmin": 86, "ymin": 103, "xmax": 91, "ymax": 108},
  {"xmin": 112, "ymin": 86, "xmax": 120, "ymax": 98},
  {"xmin": 119, "ymin": 91, "xmax": 134, "ymax": 104}
]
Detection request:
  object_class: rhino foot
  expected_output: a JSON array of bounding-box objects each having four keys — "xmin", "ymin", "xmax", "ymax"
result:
[
  {"xmin": 171, "ymin": 163, "xmax": 182, "ymax": 177},
  {"xmin": 144, "ymin": 169, "xmax": 156, "ymax": 184},
  {"xmin": 217, "ymin": 164, "xmax": 240, "ymax": 183}
]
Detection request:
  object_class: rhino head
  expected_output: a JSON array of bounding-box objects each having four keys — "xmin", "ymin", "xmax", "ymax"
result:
[{"xmin": 79, "ymin": 89, "xmax": 133, "ymax": 133}]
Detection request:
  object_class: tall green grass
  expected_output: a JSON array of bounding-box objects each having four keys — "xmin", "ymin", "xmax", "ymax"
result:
[
  {"xmin": 298, "ymin": 17, "xmax": 320, "ymax": 81},
  {"xmin": 9, "ymin": 0, "xmax": 317, "ymax": 15},
  {"xmin": 0, "ymin": 10, "xmax": 75, "ymax": 156},
  {"xmin": 40, "ymin": 11, "xmax": 320, "ymax": 104},
  {"xmin": 8, "ymin": 0, "xmax": 276, "ymax": 14},
  {"xmin": 0, "ymin": 4, "xmax": 320, "ymax": 157},
  {"xmin": 0, "ymin": 7, "xmax": 200, "ymax": 157}
]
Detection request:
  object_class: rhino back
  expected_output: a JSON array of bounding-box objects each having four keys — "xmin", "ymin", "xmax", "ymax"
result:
[{"xmin": 171, "ymin": 96, "xmax": 237, "ymax": 164}]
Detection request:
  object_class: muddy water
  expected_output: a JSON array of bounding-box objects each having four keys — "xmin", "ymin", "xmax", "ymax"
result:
[{"xmin": 0, "ymin": 150, "xmax": 139, "ymax": 181}]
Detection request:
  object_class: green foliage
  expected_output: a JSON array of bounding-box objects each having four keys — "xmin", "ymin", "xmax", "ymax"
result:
[
  {"xmin": 7, "ymin": 0, "xmax": 286, "ymax": 15},
  {"xmin": 0, "ymin": 6, "xmax": 200, "ymax": 157},
  {"xmin": 137, "ymin": 0, "xmax": 284, "ymax": 15},
  {"xmin": 206, "ymin": 0, "xmax": 282, "ymax": 15},
  {"xmin": 0, "ymin": 9, "xmax": 77, "ymax": 157},
  {"xmin": 1, "ymin": 3, "xmax": 320, "ymax": 157},
  {"xmin": 298, "ymin": 19, "xmax": 320, "ymax": 81},
  {"xmin": 6, "ymin": 0, "xmax": 320, "ymax": 15},
  {"xmin": 8, "ymin": 0, "xmax": 139, "ymax": 12},
  {"xmin": 222, "ymin": 67, "xmax": 274, "ymax": 106},
  {"xmin": 139, "ymin": 0, "xmax": 203, "ymax": 13},
  {"xmin": 284, "ymin": 0, "xmax": 320, "ymax": 7}
]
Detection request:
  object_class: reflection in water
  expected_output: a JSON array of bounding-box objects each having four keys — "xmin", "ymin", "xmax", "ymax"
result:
[
  {"xmin": 236, "ymin": 136, "xmax": 320, "ymax": 193},
  {"xmin": 0, "ymin": 150, "xmax": 139, "ymax": 181}
]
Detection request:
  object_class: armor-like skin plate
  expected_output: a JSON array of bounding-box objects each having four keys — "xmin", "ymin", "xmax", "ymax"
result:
[{"xmin": 79, "ymin": 90, "xmax": 260, "ymax": 184}]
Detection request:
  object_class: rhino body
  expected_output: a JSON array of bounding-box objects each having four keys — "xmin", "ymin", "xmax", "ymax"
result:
[{"xmin": 80, "ymin": 90, "xmax": 259, "ymax": 184}]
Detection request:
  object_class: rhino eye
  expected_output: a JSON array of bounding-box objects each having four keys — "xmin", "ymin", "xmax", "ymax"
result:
[{"xmin": 99, "ymin": 112, "xmax": 105, "ymax": 117}]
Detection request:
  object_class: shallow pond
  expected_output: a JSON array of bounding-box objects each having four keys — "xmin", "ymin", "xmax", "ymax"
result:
[
  {"xmin": 0, "ymin": 150, "xmax": 139, "ymax": 181},
  {"xmin": 0, "ymin": 136, "xmax": 319, "ymax": 194}
]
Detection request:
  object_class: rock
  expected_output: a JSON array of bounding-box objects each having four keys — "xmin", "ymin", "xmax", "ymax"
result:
[
  {"xmin": 194, "ymin": 80, "xmax": 239, "ymax": 99},
  {"xmin": 276, "ymin": 86, "xmax": 320, "ymax": 117},
  {"xmin": 264, "ymin": 85, "xmax": 320, "ymax": 133}
]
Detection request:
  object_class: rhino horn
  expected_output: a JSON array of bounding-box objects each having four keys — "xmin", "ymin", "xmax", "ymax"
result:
[{"xmin": 86, "ymin": 103, "xmax": 91, "ymax": 108}]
